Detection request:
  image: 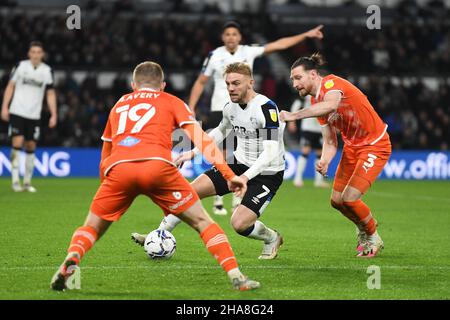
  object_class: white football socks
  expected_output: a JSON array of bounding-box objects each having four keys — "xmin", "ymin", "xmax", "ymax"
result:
[
  {"xmin": 11, "ymin": 148, "xmax": 20, "ymax": 185},
  {"xmin": 227, "ymin": 267, "xmax": 245, "ymax": 281},
  {"xmin": 214, "ymin": 195, "xmax": 224, "ymax": 207},
  {"xmin": 294, "ymin": 155, "xmax": 307, "ymax": 184},
  {"xmin": 24, "ymin": 152, "xmax": 35, "ymax": 186},
  {"xmin": 158, "ymin": 214, "xmax": 182, "ymax": 232},
  {"xmin": 246, "ymin": 221, "xmax": 276, "ymax": 244}
]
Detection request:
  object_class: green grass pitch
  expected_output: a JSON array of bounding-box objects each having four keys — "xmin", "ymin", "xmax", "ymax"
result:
[{"xmin": 1, "ymin": 177, "xmax": 449, "ymax": 300}]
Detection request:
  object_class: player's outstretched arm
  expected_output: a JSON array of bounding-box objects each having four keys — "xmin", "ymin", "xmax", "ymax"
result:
[
  {"xmin": 182, "ymin": 122, "xmax": 247, "ymax": 197},
  {"xmin": 316, "ymin": 125, "xmax": 338, "ymax": 177},
  {"xmin": 1, "ymin": 81, "xmax": 15, "ymax": 122},
  {"xmin": 264, "ymin": 25, "xmax": 324, "ymax": 54},
  {"xmin": 280, "ymin": 91, "xmax": 341, "ymax": 121},
  {"xmin": 188, "ymin": 74, "xmax": 210, "ymax": 114},
  {"xmin": 175, "ymin": 112, "xmax": 230, "ymax": 167}
]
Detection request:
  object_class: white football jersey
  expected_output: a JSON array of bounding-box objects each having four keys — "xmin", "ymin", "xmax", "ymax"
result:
[
  {"xmin": 9, "ymin": 60, "xmax": 54, "ymax": 120},
  {"xmin": 202, "ymin": 45, "xmax": 265, "ymax": 112},
  {"xmin": 290, "ymin": 96, "xmax": 322, "ymax": 133},
  {"xmin": 220, "ymin": 94, "xmax": 285, "ymax": 172}
]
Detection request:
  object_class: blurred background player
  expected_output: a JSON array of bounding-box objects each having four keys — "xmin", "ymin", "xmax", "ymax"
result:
[
  {"xmin": 288, "ymin": 95, "xmax": 329, "ymax": 188},
  {"xmin": 191, "ymin": 20, "xmax": 324, "ymax": 215},
  {"xmin": 132, "ymin": 62, "xmax": 285, "ymax": 260},
  {"xmin": 51, "ymin": 61, "xmax": 260, "ymax": 292},
  {"xmin": 281, "ymin": 53, "xmax": 391, "ymax": 258},
  {"xmin": 1, "ymin": 41, "xmax": 57, "ymax": 192}
]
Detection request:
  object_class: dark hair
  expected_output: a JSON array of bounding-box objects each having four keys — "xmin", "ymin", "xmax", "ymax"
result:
[
  {"xmin": 29, "ymin": 41, "xmax": 44, "ymax": 49},
  {"xmin": 222, "ymin": 21, "xmax": 241, "ymax": 33},
  {"xmin": 291, "ymin": 53, "xmax": 326, "ymax": 71}
]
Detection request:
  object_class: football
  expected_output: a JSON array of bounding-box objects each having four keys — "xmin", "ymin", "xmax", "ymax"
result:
[{"xmin": 144, "ymin": 229, "xmax": 176, "ymax": 259}]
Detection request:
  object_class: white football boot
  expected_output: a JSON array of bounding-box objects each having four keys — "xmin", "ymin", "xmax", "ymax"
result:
[
  {"xmin": 232, "ymin": 276, "xmax": 261, "ymax": 291},
  {"xmin": 357, "ymin": 231, "xmax": 384, "ymax": 258},
  {"xmin": 131, "ymin": 232, "xmax": 147, "ymax": 247},
  {"xmin": 23, "ymin": 184, "xmax": 37, "ymax": 193},
  {"xmin": 12, "ymin": 182, "xmax": 24, "ymax": 192},
  {"xmin": 258, "ymin": 231, "xmax": 284, "ymax": 260}
]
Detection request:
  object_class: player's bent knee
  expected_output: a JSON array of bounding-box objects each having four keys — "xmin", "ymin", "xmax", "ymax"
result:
[
  {"xmin": 235, "ymin": 225, "xmax": 255, "ymax": 237},
  {"xmin": 342, "ymin": 186, "xmax": 363, "ymax": 202},
  {"xmin": 230, "ymin": 216, "xmax": 253, "ymax": 234}
]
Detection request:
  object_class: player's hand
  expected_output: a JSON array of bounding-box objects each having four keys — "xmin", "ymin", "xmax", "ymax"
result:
[
  {"xmin": 49, "ymin": 114, "xmax": 57, "ymax": 128},
  {"xmin": 305, "ymin": 25, "xmax": 324, "ymax": 39},
  {"xmin": 315, "ymin": 159, "xmax": 329, "ymax": 177},
  {"xmin": 174, "ymin": 151, "xmax": 195, "ymax": 168},
  {"xmin": 227, "ymin": 175, "xmax": 248, "ymax": 198},
  {"xmin": 280, "ymin": 110, "xmax": 297, "ymax": 122},
  {"xmin": 1, "ymin": 108, "xmax": 9, "ymax": 122}
]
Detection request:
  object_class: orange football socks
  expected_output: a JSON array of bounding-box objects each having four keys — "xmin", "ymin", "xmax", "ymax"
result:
[
  {"xmin": 67, "ymin": 226, "xmax": 98, "ymax": 263},
  {"xmin": 331, "ymin": 199, "xmax": 360, "ymax": 225},
  {"xmin": 343, "ymin": 200, "xmax": 377, "ymax": 235},
  {"xmin": 200, "ymin": 223, "xmax": 238, "ymax": 273}
]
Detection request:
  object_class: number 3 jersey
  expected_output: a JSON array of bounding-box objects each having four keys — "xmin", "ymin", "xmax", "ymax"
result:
[
  {"xmin": 101, "ymin": 88, "xmax": 197, "ymax": 175},
  {"xmin": 220, "ymin": 94, "xmax": 286, "ymax": 173}
]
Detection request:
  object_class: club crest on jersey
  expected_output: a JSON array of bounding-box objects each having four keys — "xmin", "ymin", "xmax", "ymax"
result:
[
  {"xmin": 324, "ymin": 80, "xmax": 334, "ymax": 89},
  {"xmin": 269, "ymin": 109, "xmax": 278, "ymax": 122},
  {"xmin": 118, "ymin": 136, "xmax": 141, "ymax": 147}
]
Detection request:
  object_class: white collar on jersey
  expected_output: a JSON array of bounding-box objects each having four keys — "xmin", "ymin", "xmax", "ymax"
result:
[{"xmin": 137, "ymin": 87, "xmax": 159, "ymax": 92}]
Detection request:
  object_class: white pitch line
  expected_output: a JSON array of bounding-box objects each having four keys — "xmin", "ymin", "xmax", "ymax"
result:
[
  {"xmin": 370, "ymin": 191, "xmax": 450, "ymax": 203},
  {"xmin": 1, "ymin": 265, "xmax": 450, "ymax": 271}
]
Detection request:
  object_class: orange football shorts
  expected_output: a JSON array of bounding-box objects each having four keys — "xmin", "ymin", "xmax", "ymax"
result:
[
  {"xmin": 333, "ymin": 133, "xmax": 392, "ymax": 194},
  {"xmin": 90, "ymin": 160, "xmax": 199, "ymax": 221}
]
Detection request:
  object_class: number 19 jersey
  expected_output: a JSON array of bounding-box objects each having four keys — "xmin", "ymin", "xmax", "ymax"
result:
[{"xmin": 100, "ymin": 88, "xmax": 196, "ymax": 176}]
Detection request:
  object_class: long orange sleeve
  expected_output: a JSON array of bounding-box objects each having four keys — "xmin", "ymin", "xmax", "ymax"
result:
[{"xmin": 182, "ymin": 123, "xmax": 236, "ymax": 180}]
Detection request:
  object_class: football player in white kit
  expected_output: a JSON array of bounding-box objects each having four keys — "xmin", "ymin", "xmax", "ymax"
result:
[
  {"xmin": 132, "ymin": 63, "xmax": 286, "ymax": 259},
  {"xmin": 190, "ymin": 21, "xmax": 323, "ymax": 215},
  {"xmin": 1, "ymin": 41, "xmax": 57, "ymax": 192},
  {"xmin": 288, "ymin": 96, "xmax": 330, "ymax": 188}
]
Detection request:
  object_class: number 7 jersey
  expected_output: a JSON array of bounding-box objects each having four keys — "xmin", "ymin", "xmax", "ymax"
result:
[{"xmin": 100, "ymin": 88, "xmax": 197, "ymax": 176}]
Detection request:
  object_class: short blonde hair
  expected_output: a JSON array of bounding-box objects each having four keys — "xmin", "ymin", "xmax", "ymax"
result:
[
  {"xmin": 133, "ymin": 61, "xmax": 164, "ymax": 87},
  {"xmin": 224, "ymin": 62, "xmax": 253, "ymax": 78}
]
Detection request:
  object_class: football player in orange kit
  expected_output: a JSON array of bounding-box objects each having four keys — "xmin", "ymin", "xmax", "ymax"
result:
[
  {"xmin": 280, "ymin": 53, "xmax": 391, "ymax": 258},
  {"xmin": 50, "ymin": 61, "xmax": 260, "ymax": 291}
]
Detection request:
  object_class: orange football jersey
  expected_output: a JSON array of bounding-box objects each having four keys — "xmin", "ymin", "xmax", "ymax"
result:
[
  {"xmin": 311, "ymin": 74, "xmax": 388, "ymax": 147},
  {"xmin": 101, "ymin": 88, "xmax": 196, "ymax": 175}
]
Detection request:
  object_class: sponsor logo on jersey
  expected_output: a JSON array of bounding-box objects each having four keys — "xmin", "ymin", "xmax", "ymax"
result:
[
  {"xmin": 118, "ymin": 136, "xmax": 141, "ymax": 147},
  {"xmin": 22, "ymin": 77, "xmax": 44, "ymax": 88},
  {"xmin": 324, "ymin": 79, "xmax": 335, "ymax": 89},
  {"xmin": 269, "ymin": 109, "xmax": 278, "ymax": 122}
]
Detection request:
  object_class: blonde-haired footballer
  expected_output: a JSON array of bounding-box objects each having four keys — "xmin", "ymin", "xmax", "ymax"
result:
[{"xmin": 189, "ymin": 21, "xmax": 324, "ymax": 215}]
